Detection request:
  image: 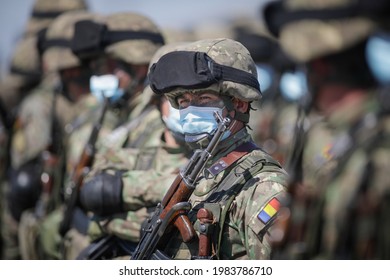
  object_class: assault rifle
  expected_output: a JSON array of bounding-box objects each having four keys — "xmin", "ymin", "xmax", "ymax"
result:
[
  {"xmin": 131, "ymin": 112, "xmax": 231, "ymax": 260},
  {"xmin": 59, "ymin": 97, "xmax": 109, "ymax": 237}
]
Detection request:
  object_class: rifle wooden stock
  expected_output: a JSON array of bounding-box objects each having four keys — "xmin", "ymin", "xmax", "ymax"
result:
[{"xmin": 160, "ymin": 177, "xmax": 197, "ymax": 243}]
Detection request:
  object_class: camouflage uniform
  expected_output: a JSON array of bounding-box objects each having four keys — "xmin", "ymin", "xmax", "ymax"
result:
[
  {"xmin": 84, "ymin": 128, "xmax": 190, "ymax": 243},
  {"xmin": 302, "ymin": 95, "xmax": 390, "ymax": 259},
  {"xmin": 143, "ymin": 38, "xmax": 289, "ymax": 260},
  {"xmin": 59, "ymin": 12, "xmax": 166, "ymax": 259},
  {"xmin": 0, "ymin": 33, "xmax": 44, "ymax": 259},
  {"xmin": 13, "ymin": 10, "xmax": 104, "ymax": 260},
  {"xmin": 261, "ymin": 0, "xmax": 390, "ymax": 259},
  {"xmin": 66, "ymin": 43, "xmax": 189, "ymax": 260}
]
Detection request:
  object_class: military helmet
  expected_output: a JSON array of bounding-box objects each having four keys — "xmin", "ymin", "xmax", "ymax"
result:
[
  {"xmin": 25, "ymin": 0, "xmax": 87, "ymax": 36},
  {"xmin": 262, "ymin": 0, "xmax": 389, "ymax": 63},
  {"xmin": 104, "ymin": 12, "xmax": 165, "ymax": 65},
  {"xmin": 153, "ymin": 38, "xmax": 262, "ymax": 109},
  {"xmin": 42, "ymin": 10, "xmax": 103, "ymax": 72},
  {"xmin": 144, "ymin": 41, "xmax": 190, "ymax": 99},
  {"xmin": 10, "ymin": 35, "xmax": 42, "ymax": 82}
]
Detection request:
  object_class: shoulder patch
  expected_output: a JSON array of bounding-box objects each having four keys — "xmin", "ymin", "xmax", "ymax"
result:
[{"xmin": 257, "ymin": 197, "xmax": 280, "ymax": 224}]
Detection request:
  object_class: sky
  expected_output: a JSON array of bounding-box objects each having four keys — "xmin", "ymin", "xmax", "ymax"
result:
[{"xmin": 0, "ymin": 0, "xmax": 266, "ymax": 79}]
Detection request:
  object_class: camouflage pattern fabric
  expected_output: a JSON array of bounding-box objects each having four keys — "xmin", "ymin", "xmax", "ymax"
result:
[
  {"xmin": 4, "ymin": 75, "xmax": 69, "ymax": 260},
  {"xmin": 264, "ymin": 0, "xmax": 381, "ymax": 63},
  {"xmin": 299, "ymin": 93, "xmax": 390, "ymax": 259},
  {"xmin": 82, "ymin": 130, "xmax": 188, "ymax": 244},
  {"xmin": 0, "ymin": 35, "xmax": 42, "ymax": 112},
  {"xmin": 61, "ymin": 91, "xmax": 166, "ymax": 259},
  {"xmin": 164, "ymin": 38, "xmax": 262, "ymax": 109},
  {"xmin": 10, "ymin": 73, "xmax": 73, "ymax": 167},
  {"xmin": 162, "ymin": 129, "xmax": 288, "ymax": 259},
  {"xmin": 25, "ymin": 0, "xmax": 87, "ymax": 36}
]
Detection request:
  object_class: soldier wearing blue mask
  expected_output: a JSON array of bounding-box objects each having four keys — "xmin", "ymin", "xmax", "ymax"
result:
[
  {"xmin": 261, "ymin": 0, "xmax": 390, "ymax": 260},
  {"xmin": 140, "ymin": 38, "xmax": 289, "ymax": 260}
]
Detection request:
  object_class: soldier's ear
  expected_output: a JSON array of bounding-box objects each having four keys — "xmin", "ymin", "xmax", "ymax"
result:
[{"xmin": 232, "ymin": 97, "xmax": 249, "ymax": 113}]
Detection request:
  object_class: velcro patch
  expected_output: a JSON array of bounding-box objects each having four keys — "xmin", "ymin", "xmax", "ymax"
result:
[{"xmin": 257, "ymin": 197, "xmax": 280, "ymax": 224}]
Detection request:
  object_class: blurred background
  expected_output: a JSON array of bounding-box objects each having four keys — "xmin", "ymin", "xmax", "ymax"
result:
[{"xmin": 0, "ymin": 0, "xmax": 264, "ymax": 79}]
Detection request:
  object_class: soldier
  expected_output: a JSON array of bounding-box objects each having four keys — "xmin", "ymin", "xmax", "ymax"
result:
[
  {"xmin": 229, "ymin": 19, "xmax": 306, "ymax": 166},
  {"xmin": 135, "ymin": 37, "xmax": 289, "ymax": 260},
  {"xmin": 261, "ymin": 0, "xmax": 390, "ymax": 259},
  {"xmin": 12, "ymin": 10, "xmax": 105, "ymax": 260},
  {"xmin": 58, "ymin": 12, "xmax": 166, "ymax": 259},
  {"xmin": 68, "ymin": 42, "xmax": 192, "ymax": 260}
]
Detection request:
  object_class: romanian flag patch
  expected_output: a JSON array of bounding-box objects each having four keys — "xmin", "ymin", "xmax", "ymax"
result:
[{"xmin": 257, "ymin": 197, "xmax": 281, "ymax": 224}]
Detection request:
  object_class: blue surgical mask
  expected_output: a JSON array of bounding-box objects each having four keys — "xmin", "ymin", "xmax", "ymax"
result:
[
  {"xmin": 256, "ymin": 63, "xmax": 274, "ymax": 93},
  {"xmin": 90, "ymin": 74, "xmax": 125, "ymax": 103},
  {"xmin": 366, "ymin": 33, "xmax": 390, "ymax": 86},
  {"xmin": 162, "ymin": 103, "xmax": 184, "ymax": 135},
  {"xmin": 179, "ymin": 105, "xmax": 230, "ymax": 143},
  {"xmin": 279, "ymin": 70, "xmax": 308, "ymax": 102}
]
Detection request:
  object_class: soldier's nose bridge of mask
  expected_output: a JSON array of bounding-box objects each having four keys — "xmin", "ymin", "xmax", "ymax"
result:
[{"xmin": 176, "ymin": 92, "xmax": 224, "ymax": 109}]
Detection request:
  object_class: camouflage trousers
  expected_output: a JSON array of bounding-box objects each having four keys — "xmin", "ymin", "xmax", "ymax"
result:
[{"xmin": 1, "ymin": 181, "xmax": 20, "ymax": 260}]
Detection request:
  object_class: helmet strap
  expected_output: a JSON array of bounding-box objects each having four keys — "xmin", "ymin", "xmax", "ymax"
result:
[{"xmin": 222, "ymin": 96, "xmax": 250, "ymax": 123}]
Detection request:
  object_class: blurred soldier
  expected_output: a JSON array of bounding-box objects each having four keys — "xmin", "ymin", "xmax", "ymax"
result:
[
  {"xmin": 69, "ymin": 42, "xmax": 192, "ymax": 260},
  {"xmin": 136, "ymin": 37, "xmax": 288, "ymax": 260},
  {"xmin": 0, "ymin": 0, "xmax": 88, "ymax": 112},
  {"xmin": 12, "ymin": 10, "xmax": 104, "ymax": 260},
  {"xmin": 58, "ymin": 12, "xmax": 166, "ymax": 259},
  {"xmin": 0, "ymin": 35, "xmax": 43, "ymax": 260},
  {"xmin": 229, "ymin": 18, "xmax": 306, "ymax": 165},
  {"xmin": 261, "ymin": 0, "xmax": 390, "ymax": 259},
  {"xmin": 1, "ymin": 0, "xmax": 88, "ymax": 260}
]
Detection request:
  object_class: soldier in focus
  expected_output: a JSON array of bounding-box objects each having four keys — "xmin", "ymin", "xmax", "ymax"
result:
[{"xmin": 138, "ymin": 37, "xmax": 288, "ymax": 259}]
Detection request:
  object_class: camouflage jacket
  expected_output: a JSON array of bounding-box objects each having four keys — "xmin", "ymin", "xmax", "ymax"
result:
[
  {"xmin": 161, "ymin": 129, "xmax": 288, "ymax": 260},
  {"xmin": 300, "ymin": 94, "xmax": 390, "ymax": 259},
  {"xmin": 86, "ymin": 143, "xmax": 190, "ymax": 242},
  {"xmin": 10, "ymin": 76, "xmax": 60, "ymax": 169}
]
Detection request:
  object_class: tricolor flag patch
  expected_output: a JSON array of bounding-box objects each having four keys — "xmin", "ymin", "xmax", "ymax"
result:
[{"xmin": 257, "ymin": 197, "xmax": 281, "ymax": 224}]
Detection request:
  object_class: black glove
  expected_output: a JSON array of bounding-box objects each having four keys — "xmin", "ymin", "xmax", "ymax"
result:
[
  {"xmin": 71, "ymin": 207, "xmax": 90, "ymax": 235},
  {"xmin": 79, "ymin": 171, "xmax": 123, "ymax": 216}
]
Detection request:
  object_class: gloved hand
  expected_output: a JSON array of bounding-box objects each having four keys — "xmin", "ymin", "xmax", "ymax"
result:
[
  {"xmin": 71, "ymin": 207, "xmax": 90, "ymax": 235},
  {"xmin": 79, "ymin": 171, "xmax": 123, "ymax": 216}
]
